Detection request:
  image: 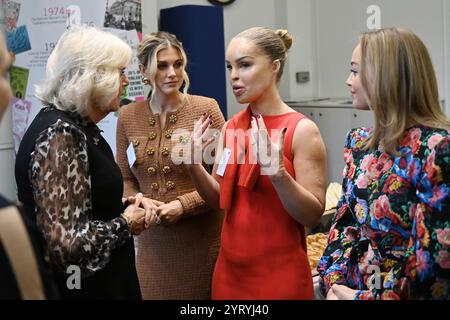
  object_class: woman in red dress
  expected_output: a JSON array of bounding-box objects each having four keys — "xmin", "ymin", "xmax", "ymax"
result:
[{"xmin": 187, "ymin": 27, "xmax": 327, "ymax": 299}]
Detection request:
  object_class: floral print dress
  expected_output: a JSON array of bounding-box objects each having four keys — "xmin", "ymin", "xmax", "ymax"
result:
[{"xmin": 318, "ymin": 125, "xmax": 450, "ymax": 300}]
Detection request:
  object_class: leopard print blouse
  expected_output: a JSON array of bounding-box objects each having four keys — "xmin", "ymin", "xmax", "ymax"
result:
[{"xmin": 29, "ymin": 113, "xmax": 130, "ymax": 277}]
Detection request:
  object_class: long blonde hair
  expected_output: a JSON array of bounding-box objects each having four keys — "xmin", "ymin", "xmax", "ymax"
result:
[{"xmin": 359, "ymin": 27, "xmax": 450, "ymax": 154}]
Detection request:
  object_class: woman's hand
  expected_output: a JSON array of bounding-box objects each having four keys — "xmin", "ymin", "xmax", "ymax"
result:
[
  {"xmin": 329, "ymin": 284, "xmax": 358, "ymax": 300},
  {"xmin": 156, "ymin": 200, "xmax": 184, "ymax": 225},
  {"xmin": 123, "ymin": 194, "xmax": 163, "ymax": 229},
  {"xmin": 250, "ymin": 115, "xmax": 287, "ymax": 177},
  {"xmin": 141, "ymin": 197, "xmax": 164, "ymax": 228},
  {"xmin": 326, "ymin": 288, "xmax": 339, "ymax": 300},
  {"xmin": 122, "ymin": 193, "xmax": 146, "ymax": 235},
  {"xmin": 185, "ymin": 113, "xmax": 218, "ymax": 167},
  {"xmin": 144, "ymin": 198, "xmax": 164, "ymax": 227}
]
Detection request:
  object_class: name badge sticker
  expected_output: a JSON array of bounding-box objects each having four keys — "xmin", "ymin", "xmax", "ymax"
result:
[
  {"xmin": 127, "ymin": 143, "xmax": 137, "ymax": 168},
  {"xmin": 216, "ymin": 148, "xmax": 232, "ymax": 177}
]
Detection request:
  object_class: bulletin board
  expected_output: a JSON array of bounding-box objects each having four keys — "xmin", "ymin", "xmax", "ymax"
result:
[{"xmin": 0, "ymin": 0, "xmax": 144, "ymax": 155}]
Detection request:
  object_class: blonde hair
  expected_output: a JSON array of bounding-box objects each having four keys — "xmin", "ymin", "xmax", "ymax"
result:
[
  {"xmin": 35, "ymin": 26, "xmax": 132, "ymax": 116},
  {"xmin": 234, "ymin": 27, "xmax": 293, "ymax": 82},
  {"xmin": 137, "ymin": 31, "xmax": 190, "ymax": 99},
  {"xmin": 359, "ymin": 27, "xmax": 450, "ymax": 154}
]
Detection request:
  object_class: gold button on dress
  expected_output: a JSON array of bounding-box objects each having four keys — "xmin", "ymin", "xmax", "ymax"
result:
[
  {"xmin": 166, "ymin": 181, "xmax": 175, "ymax": 190},
  {"xmin": 162, "ymin": 147, "xmax": 170, "ymax": 157},
  {"xmin": 151, "ymin": 182, "xmax": 159, "ymax": 191},
  {"xmin": 149, "ymin": 132, "xmax": 157, "ymax": 140}
]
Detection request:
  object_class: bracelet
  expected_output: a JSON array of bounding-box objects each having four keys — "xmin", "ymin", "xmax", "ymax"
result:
[{"xmin": 121, "ymin": 213, "xmax": 131, "ymax": 229}]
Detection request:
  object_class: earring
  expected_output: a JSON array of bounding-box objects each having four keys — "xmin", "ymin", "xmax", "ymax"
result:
[{"xmin": 142, "ymin": 76, "xmax": 151, "ymax": 86}]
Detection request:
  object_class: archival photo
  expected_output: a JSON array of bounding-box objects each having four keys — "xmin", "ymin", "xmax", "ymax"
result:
[{"xmin": 104, "ymin": 0, "xmax": 141, "ymax": 32}]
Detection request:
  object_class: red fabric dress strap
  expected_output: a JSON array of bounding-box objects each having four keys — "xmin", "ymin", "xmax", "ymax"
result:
[
  {"xmin": 283, "ymin": 112, "xmax": 307, "ymax": 163},
  {"xmin": 281, "ymin": 112, "xmax": 307, "ymax": 178},
  {"xmin": 220, "ymin": 107, "xmax": 252, "ymax": 210},
  {"xmin": 220, "ymin": 110, "xmax": 307, "ymax": 210}
]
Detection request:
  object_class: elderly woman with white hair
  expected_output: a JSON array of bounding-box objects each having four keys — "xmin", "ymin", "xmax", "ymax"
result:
[{"xmin": 15, "ymin": 26, "xmax": 145, "ymax": 299}]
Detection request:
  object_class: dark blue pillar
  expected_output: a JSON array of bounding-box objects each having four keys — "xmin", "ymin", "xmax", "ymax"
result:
[{"xmin": 160, "ymin": 5, "xmax": 228, "ymax": 119}]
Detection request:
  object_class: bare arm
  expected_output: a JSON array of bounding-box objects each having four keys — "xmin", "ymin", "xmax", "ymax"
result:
[{"xmin": 269, "ymin": 119, "xmax": 327, "ymax": 228}]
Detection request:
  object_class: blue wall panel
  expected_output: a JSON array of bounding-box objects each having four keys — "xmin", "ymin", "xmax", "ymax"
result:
[{"xmin": 160, "ymin": 5, "xmax": 228, "ymax": 119}]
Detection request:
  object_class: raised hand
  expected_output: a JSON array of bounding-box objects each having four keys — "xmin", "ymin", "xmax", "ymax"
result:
[
  {"xmin": 186, "ymin": 113, "xmax": 219, "ymax": 166},
  {"xmin": 250, "ymin": 115, "xmax": 287, "ymax": 176}
]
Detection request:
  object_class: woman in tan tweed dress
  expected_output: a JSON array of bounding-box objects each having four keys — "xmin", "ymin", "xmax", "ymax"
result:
[{"xmin": 116, "ymin": 31, "xmax": 225, "ymax": 299}]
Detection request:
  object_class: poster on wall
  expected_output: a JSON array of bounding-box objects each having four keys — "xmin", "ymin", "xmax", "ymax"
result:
[
  {"xmin": 99, "ymin": 28, "xmax": 144, "ymax": 156},
  {"xmin": 101, "ymin": 0, "xmax": 144, "ymax": 156},
  {"xmin": 2, "ymin": 0, "xmax": 106, "ymax": 151},
  {"xmin": 1, "ymin": 0, "xmax": 144, "ymax": 155},
  {"xmin": 104, "ymin": 0, "xmax": 143, "ymax": 103},
  {"xmin": 104, "ymin": 0, "xmax": 142, "ymax": 35}
]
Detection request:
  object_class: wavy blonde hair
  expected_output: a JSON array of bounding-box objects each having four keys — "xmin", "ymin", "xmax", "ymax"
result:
[
  {"xmin": 360, "ymin": 27, "xmax": 450, "ymax": 154},
  {"xmin": 35, "ymin": 26, "xmax": 132, "ymax": 116},
  {"xmin": 137, "ymin": 31, "xmax": 190, "ymax": 99}
]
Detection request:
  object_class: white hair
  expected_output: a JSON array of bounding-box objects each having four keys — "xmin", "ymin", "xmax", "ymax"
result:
[{"xmin": 35, "ymin": 26, "xmax": 132, "ymax": 115}]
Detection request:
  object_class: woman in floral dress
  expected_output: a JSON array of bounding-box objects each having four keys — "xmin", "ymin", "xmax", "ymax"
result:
[{"xmin": 318, "ymin": 27, "xmax": 450, "ymax": 300}]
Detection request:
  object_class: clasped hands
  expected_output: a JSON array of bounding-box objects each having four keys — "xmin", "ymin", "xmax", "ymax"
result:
[{"xmin": 122, "ymin": 193, "xmax": 184, "ymax": 235}]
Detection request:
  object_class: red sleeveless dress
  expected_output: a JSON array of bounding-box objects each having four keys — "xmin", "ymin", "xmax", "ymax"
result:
[{"xmin": 213, "ymin": 108, "xmax": 314, "ymax": 300}]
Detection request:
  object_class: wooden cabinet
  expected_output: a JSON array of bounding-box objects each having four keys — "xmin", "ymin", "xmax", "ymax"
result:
[{"xmin": 292, "ymin": 105, "xmax": 374, "ymax": 184}]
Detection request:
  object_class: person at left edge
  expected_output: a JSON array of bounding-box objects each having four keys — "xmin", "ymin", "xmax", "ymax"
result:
[
  {"xmin": 0, "ymin": 29, "xmax": 59, "ymax": 300},
  {"xmin": 14, "ymin": 26, "xmax": 145, "ymax": 299}
]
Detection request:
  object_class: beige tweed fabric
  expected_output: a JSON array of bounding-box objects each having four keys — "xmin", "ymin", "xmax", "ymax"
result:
[{"xmin": 116, "ymin": 94, "xmax": 225, "ymax": 299}]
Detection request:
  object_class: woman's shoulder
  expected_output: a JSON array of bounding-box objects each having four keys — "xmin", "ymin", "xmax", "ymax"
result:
[
  {"xmin": 185, "ymin": 94, "xmax": 219, "ymax": 107},
  {"xmin": 118, "ymin": 100, "xmax": 148, "ymax": 118},
  {"xmin": 418, "ymin": 125, "xmax": 449, "ymax": 143},
  {"xmin": 184, "ymin": 94, "xmax": 224, "ymax": 122},
  {"xmin": 35, "ymin": 118, "xmax": 87, "ymax": 148},
  {"xmin": 421, "ymin": 126, "xmax": 450, "ymax": 158},
  {"xmin": 400, "ymin": 125, "xmax": 450, "ymax": 154},
  {"xmin": 344, "ymin": 127, "xmax": 372, "ymax": 150}
]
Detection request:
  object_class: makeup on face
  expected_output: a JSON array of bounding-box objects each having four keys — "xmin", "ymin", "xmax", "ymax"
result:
[{"xmin": 346, "ymin": 44, "xmax": 370, "ymax": 110}]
